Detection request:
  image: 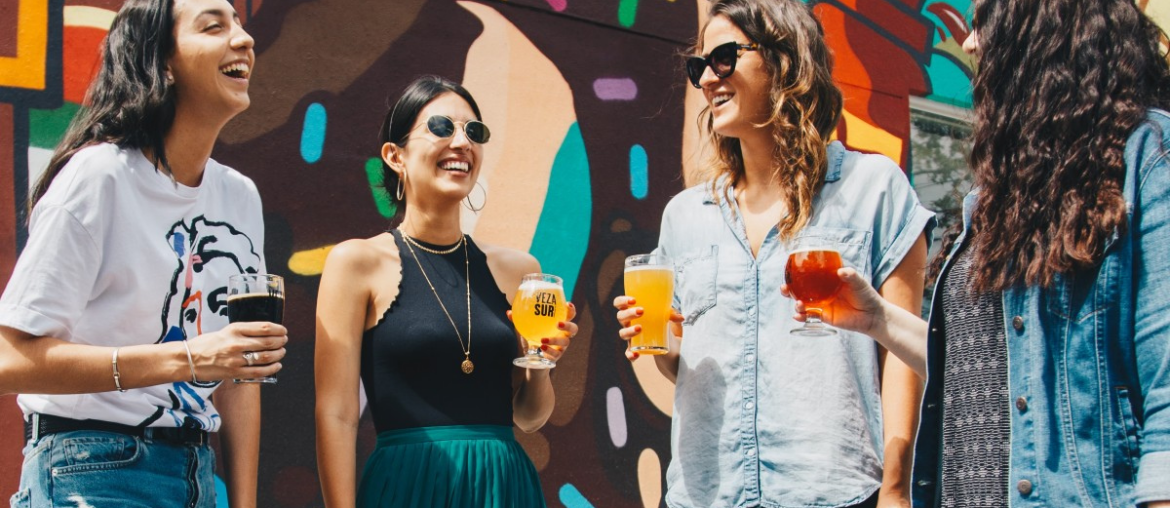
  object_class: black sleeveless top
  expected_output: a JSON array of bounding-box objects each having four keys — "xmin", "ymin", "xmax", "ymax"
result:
[{"xmin": 360, "ymin": 230, "xmax": 518, "ymax": 433}]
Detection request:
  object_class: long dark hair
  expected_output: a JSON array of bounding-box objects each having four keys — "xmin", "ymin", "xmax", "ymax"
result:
[
  {"xmin": 960, "ymin": 0, "xmax": 1170, "ymax": 292},
  {"xmin": 699, "ymin": 0, "xmax": 843, "ymax": 241},
  {"xmin": 29, "ymin": 0, "xmax": 177, "ymax": 214},
  {"xmin": 378, "ymin": 75, "xmax": 483, "ymax": 215}
]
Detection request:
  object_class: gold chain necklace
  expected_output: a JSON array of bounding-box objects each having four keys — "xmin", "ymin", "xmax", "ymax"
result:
[
  {"xmin": 403, "ymin": 234, "xmax": 463, "ymax": 255},
  {"xmin": 401, "ymin": 232, "xmax": 474, "ymax": 374}
]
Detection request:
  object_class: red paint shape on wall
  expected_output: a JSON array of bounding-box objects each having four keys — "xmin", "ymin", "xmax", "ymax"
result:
[{"xmin": 63, "ymin": 26, "xmax": 107, "ymax": 104}]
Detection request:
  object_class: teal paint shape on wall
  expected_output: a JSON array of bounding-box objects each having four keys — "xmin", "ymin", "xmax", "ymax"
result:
[
  {"xmin": 618, "ymin": 0, "xmax": 638, "ymax": 28},
  {"xmin": 529, "ymin": 123, "xmax": 591, "ymax": 298},
  {"xmin": 364, "ymin": 157, "xmax": 397, "ymax": 219},
  {"xmin": 301, "ymin": 103, "xmax": 327, "ymax": 163},
  {"xmin": 925, "ymin": 54, "xmax": 974, "ymax": 108},
  {"xmin": 558, "ymin": 483, "xmax": 596, "ymax": 508},
  {"xmin": 630, "ymin": 144, "xmax": 648, "ymax": 199}
]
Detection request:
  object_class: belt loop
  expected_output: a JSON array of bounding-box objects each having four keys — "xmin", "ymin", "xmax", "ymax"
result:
[
  {"xmin": 30, "ymin": 413, "xmax": 40, "ymax": 443},
  {"xmin": 142, "ymin": 427, "xmax": 154, "ymax": 444}
]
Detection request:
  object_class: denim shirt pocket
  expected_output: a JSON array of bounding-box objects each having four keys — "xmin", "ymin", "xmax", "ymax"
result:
[
  {"xmin": 1045, "ymin": 251, "xmax": 1119, "ymax": 323},
  {"xmin": 676, "ymin": 246, "xmax": 718, "ymax": 325},
  {"xmin": 792, "ymin": 227, "xmax": 872, "ymax": 277}
]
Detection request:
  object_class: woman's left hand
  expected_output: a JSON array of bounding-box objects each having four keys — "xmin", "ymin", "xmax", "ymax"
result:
[{"xmin": 539, "ymin": 302, "xmax": 576, "ymax": 362}]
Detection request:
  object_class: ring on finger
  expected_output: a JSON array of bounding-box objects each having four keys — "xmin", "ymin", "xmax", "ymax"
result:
[{"xmin": 243, "ymin": 351, "xmax": 257, "ymax": 366}]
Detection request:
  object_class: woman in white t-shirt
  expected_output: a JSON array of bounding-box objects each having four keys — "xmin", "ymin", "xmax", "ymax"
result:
[{"xmin": 0, "ymin": 0, "xmax": 285, "ymax": 506}]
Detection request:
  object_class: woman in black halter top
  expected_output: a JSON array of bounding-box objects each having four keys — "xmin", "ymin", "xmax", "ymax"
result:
[{"xmin": 314, "ymin": 76, "xmax": 577, "ymax": 508}]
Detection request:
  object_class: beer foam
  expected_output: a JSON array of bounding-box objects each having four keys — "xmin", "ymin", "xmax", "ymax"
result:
[
  {"xmin": 624, "ymin": 265, "xmax": 673, "ymax": 273},
  {"xmin": 519, "ymin": 280, "xmax": 562, "ymax": 292},
  {"xmin": 787, "ymin": 247, "xmax": 843, "ymax": 255},
  {"xmin": 227, "ymin": 292, "xmax": 284, "ymax": 301}
]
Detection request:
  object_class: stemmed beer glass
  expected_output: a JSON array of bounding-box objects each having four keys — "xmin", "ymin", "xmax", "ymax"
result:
[
  {"xmin": 511, "ymin": 273, "xmax": 566, "ymax": 369},
  {"xmin": 784, "ymin": 238, "xmax": 843, "ymax": 337}
]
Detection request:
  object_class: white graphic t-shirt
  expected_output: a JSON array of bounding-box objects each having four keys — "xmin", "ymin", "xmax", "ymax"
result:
[{"xmin": 0, "ymin": 143, "xmax": 266, "ymax": 431}]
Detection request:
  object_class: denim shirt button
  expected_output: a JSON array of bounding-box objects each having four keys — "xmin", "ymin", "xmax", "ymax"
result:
[
  {"xmin": 745, "ymin": 401, "xmax": 755, "ymax": 410},
  {"xmin": 1017, "ymin": 480, "xmax": 1033, "ymax": 496},
  {"xmin": 1015, "ymin": 397, "xmax": 1028, "ymax": 412},
  {"xmin": 1012, "ymin": 316, "xmax": 1025, "ymax": 331}
]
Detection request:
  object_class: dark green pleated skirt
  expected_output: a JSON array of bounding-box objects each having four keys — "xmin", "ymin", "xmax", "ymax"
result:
[{"xmin": 356, "ymin": 425, "xmax": 547, "ymax": 508}]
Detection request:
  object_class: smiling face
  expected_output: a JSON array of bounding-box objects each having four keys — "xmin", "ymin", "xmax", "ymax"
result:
[
  {"xmin": 385, "ymin": 92, "xmax": 485, "ymax": 208},
  {"xmin": 167, "ymin": 0, "xmax": 255, "ymax": 122},
  {"xmin": 697, "ymin": 15, "xmax": 772, "ymax": 140}
]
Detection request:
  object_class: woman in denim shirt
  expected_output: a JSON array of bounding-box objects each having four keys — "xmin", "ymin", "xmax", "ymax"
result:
[
  {"xmin": 614, "ymin": 0, "xmax": 935, "ymax": 506},
  {"xmin": 788, "ymin": 1, "xmax": 1170, "ymax": 506}
]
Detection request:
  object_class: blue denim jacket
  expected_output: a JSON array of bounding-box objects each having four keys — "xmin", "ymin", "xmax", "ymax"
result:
[
  {"xmin": 658, "ymin": 141, "xmax": 936, "ymax": 508},
  {"xmin": 912, "ymin": 110, "xmax": 1170, "ymax": 507}
]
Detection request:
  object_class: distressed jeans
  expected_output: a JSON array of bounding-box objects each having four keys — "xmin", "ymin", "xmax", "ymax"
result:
[{"xmin": 10, "ymin": 429, "xmax": 216, "ymax": 508}]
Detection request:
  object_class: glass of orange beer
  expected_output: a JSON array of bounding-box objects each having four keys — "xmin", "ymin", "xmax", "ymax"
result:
[
  {"xmin": 785, "ymin": 238, "xmax": 843, "ymax": 336},
  {"xmin": 624, "ymin": 253, "xmax": 675, "ymax": 355},
  {"xmin": 512, "ymin": 273, "xmax": 567, "ymax": 369}
]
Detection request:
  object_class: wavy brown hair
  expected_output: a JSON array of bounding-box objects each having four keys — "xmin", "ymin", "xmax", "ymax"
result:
[
  {"xmin": 698, "ymin": 0, "xmax": 843, "ymax": 240},
  {"xmin": 960, "ymin": 0, "xmax": 1170, "ymax": 292}
]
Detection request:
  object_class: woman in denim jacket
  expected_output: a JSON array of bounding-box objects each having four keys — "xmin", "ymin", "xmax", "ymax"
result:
[
  {"xmin": 614, "ymin": 0, "xmax": 935, "ymax": 506},
  {"xmin": 787, "ymin": 0, "xmax": 1170, "ymax": 506}
]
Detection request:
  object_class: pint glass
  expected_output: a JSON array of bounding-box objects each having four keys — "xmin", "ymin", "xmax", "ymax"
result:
[
  {"xmin": 784, "ymin": 239, "xmax": 842, "ymax": 336},
  {"xmin": 512, "ymin": 273, "xmax": 566, "ymax": 369},
  {"xmin": 228, "ymin": 273, "xmax": 284, "ymax": 383},
  {"xmin": 624, "ymin": 253, "xmax": 674, "ymax": 355}
]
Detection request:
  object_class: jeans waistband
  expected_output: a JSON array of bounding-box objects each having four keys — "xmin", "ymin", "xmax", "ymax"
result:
[
  {"xmin": 375, "ymin": 425, "xmax": 515, "ymax": 448},
  {"xmin": 24, "ymin": 413, "xmax": 209, "ymax": 446}
]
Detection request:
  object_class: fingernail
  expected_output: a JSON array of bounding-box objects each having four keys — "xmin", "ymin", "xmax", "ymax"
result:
[
  {"xmin": 557, "ymin": 322, "xmax": 566, "ymax": 329},
  {"xmin": 635, "ymin": 325, "xmax": 642, "ymax": 333},
  {"xmin": 541, "ymin": 345, "xmax": 549, "ymax": 350},
  {"xmin": 629, "ymin": 298, "xmax": 636, "ymax": 305},
  {"xmin": 632, "ymin": 353, "xmax": 640, "ymax": 359},
  {"xmin": 636, "ymin": 309, "xmax": 644, "ymax": 316},
  {"xmin": 541, "ymin": 338, "xmax": 549, "ymax": 344}
]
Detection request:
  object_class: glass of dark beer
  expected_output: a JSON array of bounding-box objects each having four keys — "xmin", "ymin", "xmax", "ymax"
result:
[
  {"xmin": 227, "ymin": 273, "xmax": 284, "ymax": 383},
  {"xmin": 784, "ymin": 238, "xmax": 843, "ymax": 337}
]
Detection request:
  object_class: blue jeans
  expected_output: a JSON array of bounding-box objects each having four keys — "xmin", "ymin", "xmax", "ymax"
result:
[{"xmin": 9, "ymin": 429, "xmax": 216, "ymax": 508}]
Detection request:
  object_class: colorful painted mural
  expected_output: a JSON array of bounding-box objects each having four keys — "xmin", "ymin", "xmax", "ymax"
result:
[{"xmin": 1, "ymin": 1, "xmax": 1167, "ymax": 506}]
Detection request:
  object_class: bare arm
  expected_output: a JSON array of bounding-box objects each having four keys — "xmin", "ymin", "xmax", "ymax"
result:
[
  {"xmin": 874, "ymin": 233, "xmax": 928, "ymax": 508},
  {"xmin": 314, "ymin": 242, "xmax": 374, "ymax": 508},
  {"xmin": 215, "ymin": 380, "xmax": 260, "ymax": 508},
  {"xmin": 0, "ymin": 323, "xmax": 286, "ymax": 396}
]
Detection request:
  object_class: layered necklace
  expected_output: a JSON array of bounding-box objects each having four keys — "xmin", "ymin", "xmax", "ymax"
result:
[{"xmin": 401, "ymin": 231, "xmax": 475, "ymax": 374}]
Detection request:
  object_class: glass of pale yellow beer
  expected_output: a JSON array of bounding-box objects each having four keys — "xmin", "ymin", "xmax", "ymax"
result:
[
  {"xmin": 624, "ymin": 253, "xmax": 674, "ymax": 355},
  {"xmin": 511, "ymin": 273, "xmax": 567, "ymax": 369}
]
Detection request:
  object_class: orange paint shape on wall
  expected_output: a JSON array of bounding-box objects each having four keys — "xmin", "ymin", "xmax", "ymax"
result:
[{"xmin": 0, "ymin": 0, "xmax": 49, "ymax": 91}]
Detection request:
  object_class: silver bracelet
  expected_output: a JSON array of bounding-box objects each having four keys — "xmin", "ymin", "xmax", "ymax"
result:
[
  {"xmin": 181, "ymin": 340, "xmax": 199, "ymax": 383},
  {"xmin": 112, "ymin": 347, "xmax": 126, "ymax": 392}
]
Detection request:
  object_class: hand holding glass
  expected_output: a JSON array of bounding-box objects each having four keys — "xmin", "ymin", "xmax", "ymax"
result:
[
  {"xmin": 227, "ymin": 274, "xmax": 284, "ymax": 383},
  {"xmin": 624, "ymin": 253, "xmax": 674, "ymax": 355},
  {"xmin": 511, "ymin": 273, "xmax": 566, "ymax": 369},
  {"xmin": 785, "ymin": 240, "xmax": 843, "ymax": 337}
]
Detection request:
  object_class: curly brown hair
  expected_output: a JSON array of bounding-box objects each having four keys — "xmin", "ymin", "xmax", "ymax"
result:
[
  {"xmin": 697, "ymin": 0, "xmax": 843, "ymax": 241},
  {"xmin": 958, "ymin": 0, "xmax": 1170, "ymax": 292}
]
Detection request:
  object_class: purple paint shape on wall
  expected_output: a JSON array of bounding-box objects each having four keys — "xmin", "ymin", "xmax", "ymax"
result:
[
  {"xmin": 592, "ymin": 78, "xmax": 638, "ymax": 101},
  {"xmin": 546, "ymin": 0, "xmax": 567, "ymax": 12}
]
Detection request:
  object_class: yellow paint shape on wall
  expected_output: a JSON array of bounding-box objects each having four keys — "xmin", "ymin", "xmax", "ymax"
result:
[
  {"xmin": 456, "ymin": 2, "xmax": 577, "ymax": 251},
  {"xmin": 632, "ymin": 349, "xmax": 674, "ymax": 416},
  {"xmin": 0, "ymin": 0, "xmax": 49, "ymax": 90},
  {"xmin": 638, "ymin": 448, "xmax": 664, "ymax": 508},
  {"xmin": 63, "ymin": 5, "xmax": 116, "ymax": 30},
  {"xmin": 288, "ymin": 244, "xmax": 334, "ymax": 276},
  {"xmin": 840, "ymin": 109, "xmax": 903, "ymax": 164}
]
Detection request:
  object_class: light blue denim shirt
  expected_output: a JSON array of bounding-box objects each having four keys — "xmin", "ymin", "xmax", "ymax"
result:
[
  {"xmin": 913, "ymin": 110, "xmax": 1170, "ymax": 507},
  {"xmin": 658, "ymin": 141, "xmax": 936, "ymax": 508}
]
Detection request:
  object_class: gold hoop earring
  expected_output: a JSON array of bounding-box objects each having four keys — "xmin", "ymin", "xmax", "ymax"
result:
[{"xmin": 464, "ymin": 181, "xmax": 486, "ymax": 213}]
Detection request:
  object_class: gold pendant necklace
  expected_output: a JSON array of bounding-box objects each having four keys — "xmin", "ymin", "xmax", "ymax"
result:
[{"xmin": 401, "ymin": 231, "xmax": 474, "ymax": 374}]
